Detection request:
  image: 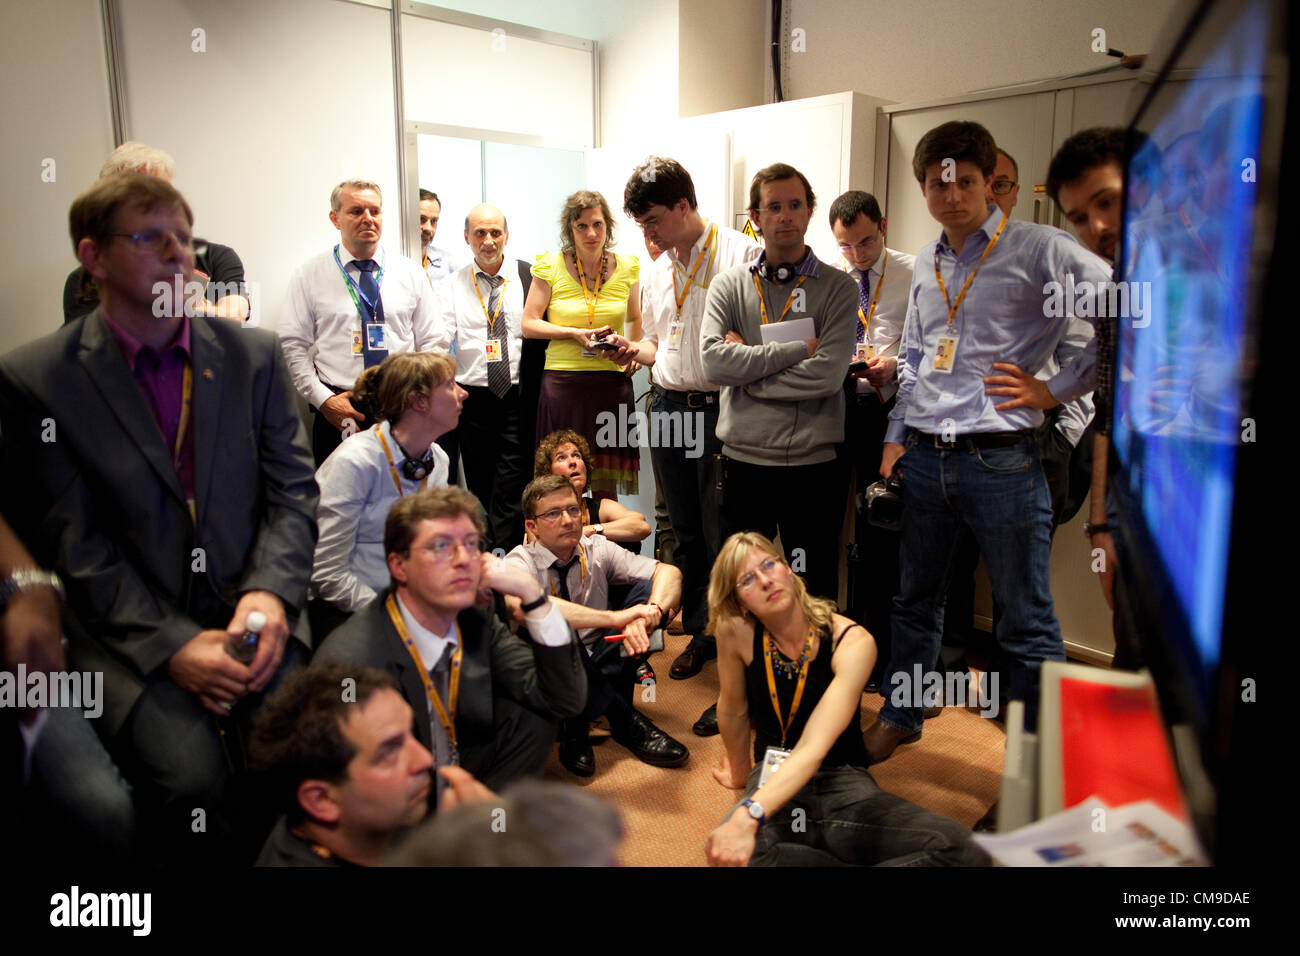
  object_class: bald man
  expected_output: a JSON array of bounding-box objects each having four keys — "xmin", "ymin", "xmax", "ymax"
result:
[{"xmin": 439, "ymin": 205, "xmax": 542, "ymax": 550}]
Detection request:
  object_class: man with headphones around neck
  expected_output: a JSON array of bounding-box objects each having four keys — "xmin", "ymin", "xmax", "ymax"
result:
[{"xmin": 700, "ymin": 163, "xmax": 858, "ymax": 606}]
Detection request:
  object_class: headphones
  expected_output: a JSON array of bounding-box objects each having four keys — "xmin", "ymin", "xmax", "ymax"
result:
[
  {"xmin": 757, "ymin": 259, "xmax": 798, "ymax": 283},
  {"xmin": 400, "ymin": 450, "xmax": 436, "ymax": 481}
]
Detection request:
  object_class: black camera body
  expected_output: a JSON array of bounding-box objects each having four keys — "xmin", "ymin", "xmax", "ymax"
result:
[{"xmin": 861, "ymin": 471, "xmax": 905, "ymax": 531}]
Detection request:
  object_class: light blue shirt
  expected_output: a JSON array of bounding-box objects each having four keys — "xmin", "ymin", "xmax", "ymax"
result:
[{"xmin": 887, "ymin": 206, "xmax": 1110, "ymax": 443}]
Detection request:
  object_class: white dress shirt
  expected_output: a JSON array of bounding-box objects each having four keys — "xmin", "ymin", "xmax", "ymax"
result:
[
  {"xmin": 280, "ymin": 244, "xmax": 448, "ymax": 409},
  {"xmin": 424, "ymin": 243, "xmax": 460, "ymax": 285},
  {"xmin": 311, "ymin": 420, "xmax": 450, "ymax": 612},
  {"xmin": 642, "ymin": 221, "xmax": 761, "ymax": 393},
  {"xmin": 441, "ymin": 259, "xmax": 526, "ymax": 388},
  {"xmin": 841, "ymin": 246, "xmax": 915, "ymax": 402}
]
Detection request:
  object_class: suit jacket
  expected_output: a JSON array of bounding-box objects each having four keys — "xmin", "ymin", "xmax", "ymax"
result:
[
  {"xmin": 314, "ymin": 594, "xmax": 587, "ymax": 775},
  {"xmin": 0, "ymin": 309, "xmax": 319, "ymax": 733}
]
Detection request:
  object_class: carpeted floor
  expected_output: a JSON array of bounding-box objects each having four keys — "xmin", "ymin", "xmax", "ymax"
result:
[{"xmin": 541, "ymin": 630, "xmax": 1006, "ymax": 866}]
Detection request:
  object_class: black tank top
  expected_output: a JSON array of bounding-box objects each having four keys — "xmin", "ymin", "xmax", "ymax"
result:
[{"xmin": 745, "ymin": 618, "xmax": 869, "ymax": 767}]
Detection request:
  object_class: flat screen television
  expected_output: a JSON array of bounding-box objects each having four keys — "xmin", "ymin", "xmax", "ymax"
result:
[{"xmin": 1114, "ymin": 0, "xmax": 1287, "ymax": 862}]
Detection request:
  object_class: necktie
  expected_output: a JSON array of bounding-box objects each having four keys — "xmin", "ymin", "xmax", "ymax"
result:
[
  {"xmin": 480, "ymin": 272, "xmax": 511, "ymax": 398},
  {"xmin": 553, "ymin": 556, "xmax": 578, "ymax": 602},
  {"xmin": 355, "ymin": 259, "xmax": 388, "ymax": 369},
  {"xmin": 856, "ymin": 271, "xmax": 871, "ymax": 345},
  {"xmin": 428, "ymin": 642, "xmax": 455, "ymax": 803}
]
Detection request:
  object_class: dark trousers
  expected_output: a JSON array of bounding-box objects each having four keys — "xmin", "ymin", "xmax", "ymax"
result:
[
  {"xmin": 456, "ymin": 383, "xmax": 528, "ymax": 553},
  {"xmin": 462, "ymin": 697, "xmax": 556, "ymax": 792},
  {"xmin": 565, "ymin": 579, "xmax": 656, "ymax": 731},
  {"xmin": 310, "ymin": 393, "xmax": 368, "ymax": 469},
  {"xmin": 841, "ymin": 390, "xmax": 899, "ymax": 671},
  {"xmin": 740, "ymin": 762, "xmax": 988, "ymax": 867},
  {"xmin": 649, "ymin": 387, "xmax": 723, "ymax": 645},
  {"xmin": 721, "ymin": 456, "xmax": 845, "ymax": 604}
]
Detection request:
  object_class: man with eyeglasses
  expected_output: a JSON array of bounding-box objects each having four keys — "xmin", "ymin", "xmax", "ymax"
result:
[
  {"xmin": 829, "ymin": 191, "xmax": 915, "ymax": 680},
  {"xmin": 503, "ymin": 475, "xmax": 686, "ymax": 776},
  {"xmin": 315, "ymin": 485, "xmax": 586, "ymax": 800},
  {"xmin": 0, "ymin": 171, "xmax": 318, "ymax": 863}
]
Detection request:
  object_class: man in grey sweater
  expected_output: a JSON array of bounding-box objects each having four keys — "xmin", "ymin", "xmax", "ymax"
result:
[{"xmin": 700, "ymin": 163, "xmax": 858, "ymax": 603}]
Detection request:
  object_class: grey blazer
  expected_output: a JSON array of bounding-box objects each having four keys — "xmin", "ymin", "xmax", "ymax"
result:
[{"xmin": 0, "ymin": 308, "xmax": 319, "ymax": 732}]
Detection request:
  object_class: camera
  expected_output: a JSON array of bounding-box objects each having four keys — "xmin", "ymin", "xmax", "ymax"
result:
[{"xmin": 861, "ymin": 471, "xmax": 905, "ymax": 531}]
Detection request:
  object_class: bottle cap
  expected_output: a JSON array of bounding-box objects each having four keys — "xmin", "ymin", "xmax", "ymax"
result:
[{"xmin": 245, "ymin": 610, "xmax": 268, "ymax": 633}]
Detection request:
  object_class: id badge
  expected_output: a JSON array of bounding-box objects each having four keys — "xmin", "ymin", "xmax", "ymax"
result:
[
  {"xmin": 485, "ymin": 338, "xmax": 503, "ymax": 362},
  {"xmin": 855, "ymin": 343, "xmax": 875, "ymax": 364},
  {"xmin": 666, "ymin": 320, "xmax": 684, "ymax": 352},
  {"xmin": 934, "ymin": 333, "xmax": 958, "ymax": 373},
  {"xmin": 351, "ymin": 330, "xmax": 363, "ymax": 355},
  {"xmin": 366, "ymin": 323, "xmax": 388, "ymax": 351},
  {"xmin": 758, "ymin": 746, "xmax": 792, "ymax": 787}
]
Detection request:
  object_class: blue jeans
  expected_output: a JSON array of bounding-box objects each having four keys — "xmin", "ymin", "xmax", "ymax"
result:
[
  {"xmin": 735, "ymin": 762, "xmax": 987, "ymax": 866},
  {"xmin": 879, "ymin": 432, "xmax": 1064, "ymax": 734}
]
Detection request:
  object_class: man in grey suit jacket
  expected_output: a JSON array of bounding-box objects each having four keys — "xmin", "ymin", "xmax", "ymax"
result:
[
  {"xmin": 0, "ymin": 172, "xmax": 318, "ymax": 862},
  {"xmin": 315, "ymin": 486, "xmax": 585, "ymax": 798}
]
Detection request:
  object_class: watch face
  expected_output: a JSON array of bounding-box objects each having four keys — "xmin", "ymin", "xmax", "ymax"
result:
[{"xmin": 747, "ymin": 801, "xmax": 764, "ymax": 820}]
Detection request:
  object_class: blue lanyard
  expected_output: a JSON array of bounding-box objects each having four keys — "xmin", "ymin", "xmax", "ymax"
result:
[{"xmin": 333, "ymin": 245, "xmax": 386, "ymax": 318}]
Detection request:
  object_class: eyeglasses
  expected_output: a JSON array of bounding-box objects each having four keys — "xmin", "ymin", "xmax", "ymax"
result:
[
  {"xmin": 112, "ymin": 229, "xmax": 194, "ymax": 254},
  {"xmin": 836, "ymin": 233, "xmax": 883, "ymax": 254},
  {"xmin": 535, "ymin": 505, "xmax": 582, "ymax": 524},
  {"xmin": 737, "ymin": 557, "xmax": 783, "ymax": 593},
  {"xmin": 991, "ymin": 180, "xmax": 1018, "ymax": 195},
  {"xmin": 414, "ymin": 535, "xmax": 481, "ymax": 562}
]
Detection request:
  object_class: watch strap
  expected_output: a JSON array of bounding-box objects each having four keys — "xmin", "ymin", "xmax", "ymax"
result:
[{"xmin": 519, "ymin": 593, "xmax": 548, "ymax": 614}]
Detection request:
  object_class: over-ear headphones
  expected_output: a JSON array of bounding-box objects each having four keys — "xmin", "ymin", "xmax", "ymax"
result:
[
  {"xmin": 758, "ymin": 259, "xmax": 798, "ymax": 283},
  {"xmin": 401, "ymin": 450, "xmax": 435, "ymax": 481}
]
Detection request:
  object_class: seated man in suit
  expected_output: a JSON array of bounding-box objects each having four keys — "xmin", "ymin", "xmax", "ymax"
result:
[
  {"xmin": 314, "ymin": 485, "xmax": 586, "ymax": 796},
  {"xmin": 0, "ymin": 172, "xmax": 319, "ymax": 863},
  {"xmin": 503, "ymin": 475, "xmax": 686, "ymax": 777}
]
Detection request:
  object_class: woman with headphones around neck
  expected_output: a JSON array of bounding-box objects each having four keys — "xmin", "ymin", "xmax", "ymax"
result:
[{"xmin": 310, "ymin": 351, "xmax": 466, "ymax": 634}]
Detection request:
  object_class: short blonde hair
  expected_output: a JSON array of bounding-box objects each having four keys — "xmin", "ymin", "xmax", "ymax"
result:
[
  {"xmin": 99, "ymin": 141, "xmax": 176, "ymax": 181},
  {"xmin": 331, "ymin": 179, "xmax": 383, "ymax": 212},
  {"xmin": 706, "ymin": 531, "xmax": 836, "ymax": 638}
]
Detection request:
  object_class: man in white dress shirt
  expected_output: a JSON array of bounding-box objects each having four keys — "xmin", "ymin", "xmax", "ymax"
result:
[
  {"xmin": 419, "ymin": 188, "xmax": 460, "ymax": 285},
  {"xmin": 623, "ymin": 157, "xmax": 761, "ymax": 713},
  {"xmin": 279, "ymin": 179, "xmax": 445, "ymax": 466},
  {"xmin": 440, "ymin": 203, "xmax": 536, "ymax": 552},
  {"xmin": 829, "ymin": 190, "xmax": 915, "ymax": 684}
]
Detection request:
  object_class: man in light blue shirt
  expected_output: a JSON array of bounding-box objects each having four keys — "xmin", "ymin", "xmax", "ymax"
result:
[
  {"xmin": 864, "ymin": 121, "xmax": 1112, "ymax": 761},
  {"xmin": 420, "ymin": 189, "xmax": 460, "ymax": 284}
]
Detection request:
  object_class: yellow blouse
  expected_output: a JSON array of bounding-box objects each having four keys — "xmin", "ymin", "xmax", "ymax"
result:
[{"xmin": 532, "ymin": 250, "xmax": 640, "ymax": 371}]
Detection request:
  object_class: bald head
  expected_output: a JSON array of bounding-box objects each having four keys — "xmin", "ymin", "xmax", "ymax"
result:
[{"xmin": 464, "ymin": 203, "xmax": 509, "ymax": 274}]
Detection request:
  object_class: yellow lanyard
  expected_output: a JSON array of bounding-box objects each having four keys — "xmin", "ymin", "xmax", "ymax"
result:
[
  {"xmin": 386, "ymin": 593, "xmax": 462, "ymax": 762},
  {"xmin": 472, "ymin": 272, "xmax": 508, "ymax": 335},
  {"xmin": 548, "ymin": 545, "xmax": 588, "ymax": 596},
  {"xmin": 377, "ymin": 427, "xmax": 429, "ymax": 497},
  {"xmin": 933, "ymin": 214, "xmax": 1008, "ymax": 327},
  {"xmin": 854, "ymin": 252, "xmax": 888, "ymax": 339},
  {"xmin": 673, "ymin": 224, "xmax": 718, "ymax": 315},
  {"xmin": 751, "ymin": 273, "xmax": 809, "ymax": 325},
  {"xmin": 762, "ymin": 625, "xmax": 815, "ymax": 747},
  {"xmin": 574, "ymin": 252, "xmax": 606, "ymax": 327},
  {"xmin": 172, "ymin": 363, "xmax": 196, "ymax": 523}
]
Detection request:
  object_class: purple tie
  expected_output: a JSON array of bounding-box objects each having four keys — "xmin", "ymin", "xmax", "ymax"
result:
[{"xmin": 856, "ymin": 271, "xmax": 871, "ymax": 344}]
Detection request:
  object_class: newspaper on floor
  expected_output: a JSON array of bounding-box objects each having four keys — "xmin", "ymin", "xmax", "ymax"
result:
[{"xmin": 972, "ymin": 796, "xmax": 1208, "ymax": 866}]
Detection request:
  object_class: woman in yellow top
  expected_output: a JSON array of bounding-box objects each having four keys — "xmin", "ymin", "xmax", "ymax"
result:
[{"xmin": 522, "ymin": 190, "xmax": 642, "ymax": 498}]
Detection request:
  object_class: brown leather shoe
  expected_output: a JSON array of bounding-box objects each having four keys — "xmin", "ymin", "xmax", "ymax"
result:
[
  {"xmin": 863, "ymin": 719, "xmax": 921, "ymax": 764},
  {"xmin": 669, "ymin": 636, "xmax": 716, "ymax": 680}
]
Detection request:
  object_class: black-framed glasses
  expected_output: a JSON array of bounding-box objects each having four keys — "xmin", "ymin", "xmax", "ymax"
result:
[
  {"xmin": 991, "ymin": 180, "xmax": 1018, "ymax": 195},
  {"xmin": 535, "ymin": 505, "xmax": 582, "ymax": 524},
  {"xmin": 112, "ymin": 229, "xmax": 194, "ymax": 254}
]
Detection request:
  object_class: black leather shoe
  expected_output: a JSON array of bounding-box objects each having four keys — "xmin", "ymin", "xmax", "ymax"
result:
[
  {"xmin": 558, "ymin": 734, "xmax": 595, "ymax": 777},
  {"xmin": 611, "ymin": 710, "xmax": 689, "ymax": 768},
  {"xmin": 669, "ymin": 636, "xmax": 716, "ymax": 680},
  {"xmin": 692, "ymin": 703, "xmax": 719, "ymax": 737}
]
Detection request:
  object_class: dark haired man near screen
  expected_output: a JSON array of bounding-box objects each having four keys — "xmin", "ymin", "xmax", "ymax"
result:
[
  {"xmin": 828, "ymin": 190, "xmax": 914, "ymax": 681},
  {"xmin": 864, "ymin": 121, "xmax": 1111, "ymax": 762},
  {"xmin": 623, "ymin": 157, "xmax": 761, "ymax": 726},
  {"xmin": 0, "ymin": 172, "xmax": 319, "ymax": 862},
  {"xmin": 280, "ymin": 179, "xmax": 445, "ymax": 466},
  {"xmin": 700, "ymin": 163, "xmax": 857, "ymax": 608}
]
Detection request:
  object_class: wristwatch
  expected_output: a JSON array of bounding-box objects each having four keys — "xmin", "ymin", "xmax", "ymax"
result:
[
  {"xmin": 519, "ymin": 592, "xmax": 548, "ymax": 614},
  {"xmin": 741, "ymin": 798, "xmax": 766, "ymax": 827},
  {"xmin": 594, "ymin": 523, "xmax": 605, "ymax": 535},
  {"xmin": 0, "ymin": 569, "xmax": 65, "ymax": 609},
  {"xmin": 1083, "ymin": 521, "xmax": 1112, "ymax": 537}
]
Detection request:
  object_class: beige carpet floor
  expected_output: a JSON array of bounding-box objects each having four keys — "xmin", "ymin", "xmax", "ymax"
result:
[{"xmin": 541, "ymin": 630, "xmax": 1006, "ymax": 866}]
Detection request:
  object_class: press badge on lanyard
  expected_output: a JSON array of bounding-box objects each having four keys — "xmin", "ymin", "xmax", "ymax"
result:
[
  {"xmin": 758, "ymin": 746, "xmax": 792, "ymax": 787},
  {"xmin": 666, "ymin": 320, "xmax": 684, "ymax": 352},
  {"xmin": 933, "ymin": 334, "xmax": 958, "ymax": 373},
  {"xmin": 485, "ymin": 339, "xmax": 503, "ymax": 362}
]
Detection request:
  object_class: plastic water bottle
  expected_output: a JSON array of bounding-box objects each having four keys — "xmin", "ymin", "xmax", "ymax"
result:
[{"xmin": 227, "ymin": 610, "xmax": 266, "ymax": 664}]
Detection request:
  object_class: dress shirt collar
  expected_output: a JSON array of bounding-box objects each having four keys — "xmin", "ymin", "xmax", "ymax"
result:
[
  {"xmin": 337, "ymin": 243, "xmax": 386, "ymax": 270},
  {"xmin": 846, "ymin": 246, "xmax": 888, "ymax": 281},
  {"xmin": 394, "ymin": 590, "xmax": 458, "ymax": 665},
  {"xmin": 100, "ymin": 306, "xmax": 192, "ymax": 370},
  {"xmin": 750, "ymin": 245, "xmax": 820, "ymax": 278},
  {"xmin": 937, "ymin": 205, "xmax": 1006, "ymax": 255}
]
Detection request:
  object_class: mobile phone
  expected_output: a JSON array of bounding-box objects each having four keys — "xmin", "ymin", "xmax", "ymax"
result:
[
  {"xmin": 618, "ymin": 630, "xmax": 666, "ymax": 657},
  {"xmin": 849, "ymin": 360, "xmax": 869, "ymax": 373},
  {"xmin": 592, "ymin": 338, "xmax": 620, "ymax": 351}
]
